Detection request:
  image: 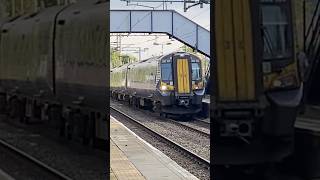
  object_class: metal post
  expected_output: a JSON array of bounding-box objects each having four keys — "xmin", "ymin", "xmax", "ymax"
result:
[
  {"xmin": 139, "ymin": 47, "xmax": 141, "ymax": 61},
  {"xmin": 119, "ymin": 34, "xmax": 122, "ymax": 62},
  {"xmin": 162, "ymin": 44, "xmax": 164, "ymax": 55}
]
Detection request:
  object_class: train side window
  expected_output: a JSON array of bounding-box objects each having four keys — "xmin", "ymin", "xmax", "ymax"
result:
[
  {"xmin": 192, "ymin": 62, "xmax": 201, "ymax": 80},
  {"xmin": 161, "ymin": 63, "xmax": 173, "ymax": 81},
  {"xmin": 261, "ymin": 1, "xmax": 293, "ymax": 61}
]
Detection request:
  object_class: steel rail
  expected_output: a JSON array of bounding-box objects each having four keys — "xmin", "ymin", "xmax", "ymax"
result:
[
  {"xmin": 0, "ymin": 138, "xmax": 73, "ymax": 180},
  {"xmin": 165, "ymin": 118, "xmax": 210, "ymax": 137},
  {"xmin": 195, "ymin": 118, "xmax": 210, "ymax": 126}
]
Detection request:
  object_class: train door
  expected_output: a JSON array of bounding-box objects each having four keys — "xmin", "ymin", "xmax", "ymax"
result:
[
  {"xmin": 173, "ymin": 54, "xmax": 192, "ymax": 95},
  {"xmin": 214, "ymin": 0, "xmax": 261, "ymax": 102}
]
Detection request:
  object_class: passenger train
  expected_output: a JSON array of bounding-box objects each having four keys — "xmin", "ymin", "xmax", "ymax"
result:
[
  {"xmin": 213, "ymin": 0, "xmax": 320, "ymax": 178},
  {"xmin": 111, "ymin": 52, "xmax": 206, "ymax": 117},
  {"xmin": 0, "ymin": 0, "xmax": 108, "ymax": 147}
]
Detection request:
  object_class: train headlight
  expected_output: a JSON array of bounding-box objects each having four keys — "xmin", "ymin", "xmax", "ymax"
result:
[
  {"xmin": 271, "ymin": 74, "xmax": 297, "ymax": 89},
  {"xmin": 193, "ymin": 81, "xmax": 204, "ymax": 90},
  {"xmin": 161, "ymin": 85, "xmax": 168, "ymax": 91}
]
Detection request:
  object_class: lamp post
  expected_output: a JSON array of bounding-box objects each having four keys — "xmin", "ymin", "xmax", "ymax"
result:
[
  {"xmin": 153, "ymin": 42, "xmax": 172, "ymax": 55},
  {"xmin": 120, "ymin": 47, "xmax": 149, "ymax": 62}
]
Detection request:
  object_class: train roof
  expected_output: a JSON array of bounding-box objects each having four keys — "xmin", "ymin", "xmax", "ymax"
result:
[
  {"xmin": 110, "ymin": 51, "xmax": 202, "ymax": 71},
  {"xmin": 111, "ymin": 63, "xmax": 130, "ymax": 71}
]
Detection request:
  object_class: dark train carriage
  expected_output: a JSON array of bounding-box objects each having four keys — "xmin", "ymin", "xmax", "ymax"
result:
[
  {"xmin": 126, "ymin": 57, "xmax": 158, "ymax": 97},
  {"xmin": 54, "ymin": 0, "xmax": 108, "ymax": 112},
  {"xmin": 0, "ymin": 18, "xmax": 10, "ymax": 112},
  {"xmin": 0, "ymin": 0, "xmax": 109, "ymax": 147},
  {"xmin": 53, "ymin": 0, "xmax": 108, "ymax": 143},
  {"xmin": 0, "ymin": 7, "xmax": 63, "ymax": 99}
]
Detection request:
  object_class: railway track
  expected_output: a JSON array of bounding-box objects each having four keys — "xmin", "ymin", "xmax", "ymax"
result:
[
  {"xmin": 165, "ymin": 118, "xmax": 210, "ymax": 137},
  {"xmin": 0, "ymin": 138, "xmax": 72, "ymax": 180},
  {"xmin": 196, "ymin": 118, "xmax": 210, "ymax": 126},
  {"xmin": 110, "ymin": 106, "xmax": 210, "ymax": 168},
  {"xmin": 111, "ymin": 100, "xmax": 210, "ymax": 137}
]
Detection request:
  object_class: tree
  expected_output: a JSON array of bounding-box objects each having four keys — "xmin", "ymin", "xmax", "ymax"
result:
[
  {"xmin": 180, "ymin": 44, "xmax": 209, "ymax": 77},
  {"xmin": 111, "ymin": 48, "xmax": 138, "ymax": 68},
  {"xmin": 180, "ymin": 44, "xmax": 195, "ymax": 53}
]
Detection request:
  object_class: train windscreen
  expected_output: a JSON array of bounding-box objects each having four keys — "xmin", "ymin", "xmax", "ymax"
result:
[
  {"xmin": 192, "ymin": 62, "xmax": 201, "ymax": 81},
  {"xmin": 161, "ymin": 63, "xmax": 173, "ymax": 81}
]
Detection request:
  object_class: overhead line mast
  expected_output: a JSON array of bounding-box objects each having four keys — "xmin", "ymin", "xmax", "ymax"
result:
[{"xmin": 120, "ymin": 0, "xmax": 210, "ymax": 12}]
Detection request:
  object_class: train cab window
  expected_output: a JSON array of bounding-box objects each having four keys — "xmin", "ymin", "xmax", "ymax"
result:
[
  {"xmin": 192, "ymin": 62, "xmax": 201, "ymax": 81},
  {"xmin": 261, "ymin": 0, "xmax": 293, "ymax": 61},
  {"xmin": 161, "ymin": 63, "xmax": 173, "ymax": 81}
]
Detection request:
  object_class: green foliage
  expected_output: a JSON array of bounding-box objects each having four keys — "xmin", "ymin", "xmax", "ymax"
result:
[
  {"xmin": 180, "ymin": 44, "xmax": 195, "ymax": 53},
  {"xmin": 180, "ymin": 44, "xmax": 209, "ymax": 77},
  {"xmin": 111, "ymin": 48, "xmax": 137, "ymax": 68}
]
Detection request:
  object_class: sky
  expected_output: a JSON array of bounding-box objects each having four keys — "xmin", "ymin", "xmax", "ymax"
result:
[{"xmin": 110, "ymin": 0, "xmax": 210, "ymax": 60}]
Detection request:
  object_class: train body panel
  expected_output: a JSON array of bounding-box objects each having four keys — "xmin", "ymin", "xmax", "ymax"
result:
[
  {"xmin": 213, "ymin": 0, "xmax": 304, "ymax": 166},
  {"xmin": 110, "ymin": 64, "xmax": 129, "ymax": 90},
  {"xmin": 111, "ymin": 52, "xmax": 205, "ymax": 115},
  {"xmin": 55, "ymin": 1, "xmax": 108, "ymax": 111},
  {"xmin": 127, "ymin": 58, "xmax": 158, "ymax": 92},
  {"xmin": 215, "ymin": 0, "xmax": 258, "ymax": 102},
  {"xmin": 292, "ymin": 0, "xmax": 320, "ymax": 105},
  {"xmin": 0, "ymin": 6, "xmax": 64, "ymax": 98},
  {"xmin": 0, "ymin": 0, "xmax": 109, "ymax": 146},
  {"xmin": 0, "ymin": 18, "xmax": 9, "ymax": 92}
]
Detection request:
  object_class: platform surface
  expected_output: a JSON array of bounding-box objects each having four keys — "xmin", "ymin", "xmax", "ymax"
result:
[
  {"xmin": 110, "ymin": 116, "xmax": 198, "ymax": 180},
  {"xmin": 110, "ymin": 140, "xmax": 145, "ymax": 180},
  {"xmin": 0, "ymin": 169, "xmax": 15, "ymax": 180}
]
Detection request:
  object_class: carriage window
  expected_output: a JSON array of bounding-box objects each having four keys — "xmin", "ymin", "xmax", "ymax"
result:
[
  {"xmin": 161, "ymin": 63, "xmax": 173, "ymax": 81},
  {"xmin": 192, "ymin": 62, "xmax": 201, "ymax": 80},
  {"xmin": 261, "ymin": 2, "xmax": 292, "ymax": 60}
]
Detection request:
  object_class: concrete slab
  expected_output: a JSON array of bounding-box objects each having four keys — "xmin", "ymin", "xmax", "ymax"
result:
[
  {"xmin": 110, "ymin": 116, "xmax": 199, "ymax": 180},
  {"xmin": 0, "ymin": 169, "xmax": 15, "ymax": 180}
]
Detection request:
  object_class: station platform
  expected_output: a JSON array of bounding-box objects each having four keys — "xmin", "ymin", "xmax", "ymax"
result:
[
  {"xmin": 0, "ymin": 169, "xmax": 14, "ymax": 180},
  {"xmin": 110, "ymin": 116, "xmax": 198, "ymax": 180}
]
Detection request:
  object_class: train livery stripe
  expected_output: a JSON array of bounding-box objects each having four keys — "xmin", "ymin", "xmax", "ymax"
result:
[
  {"xmin": 216, "ymin": 0, "xmax": 237, "ymax": 100},
  {"xmin": 215, "ymin": 0, "xmax": 256, "ymax": 101},
  {"xmin": 233, "ymin": 0, "xmax": 255, "ymax": 100},
  {"xmin": 177, "ymin": 59, "xmax": 190, "ymax": 94}
]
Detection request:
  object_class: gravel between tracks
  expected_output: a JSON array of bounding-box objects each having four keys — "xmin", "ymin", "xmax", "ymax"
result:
[
  {"xmin": 111, "ymin": 100, "xmax": 210, "ymax": 180},
  {"xmin": 111, "ymin": 101, "xmax": 210, "ymax": 160},
  {"xmin": 0, "ymin": 114, "xmax": 107, "ymax": 180},
  {"xmin": 177, "ymin": 120, "xmax": 210, "ymax": 134}
]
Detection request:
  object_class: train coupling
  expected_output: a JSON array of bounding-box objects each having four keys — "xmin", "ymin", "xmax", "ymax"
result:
[
  {"xmin": 176, "ymin": 96, "xmax": 191, "ymax": 106},
  {"xmin": 178, "ymin": 99, "xmax": 190, "ymax": 106}
]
